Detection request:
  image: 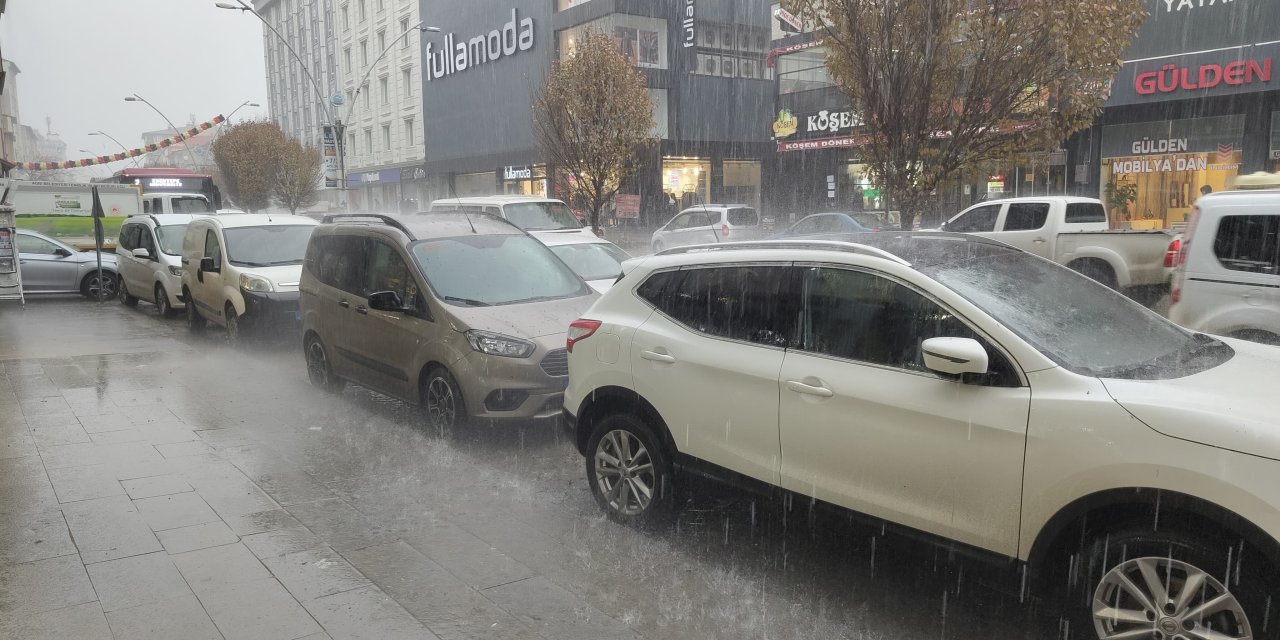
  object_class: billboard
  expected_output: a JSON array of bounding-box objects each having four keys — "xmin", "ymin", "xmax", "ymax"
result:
[
  {"xmin": 1108, "ymin": 0, "xmax": 1279, "ymax": 106},
  {"xmin": 321, "ymin": 125, "xmax": 340, "ymax": 189}
]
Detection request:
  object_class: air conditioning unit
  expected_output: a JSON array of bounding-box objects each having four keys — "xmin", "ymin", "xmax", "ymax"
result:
[
  {"xmin": 720, "ymin": 28, "xmax": 734, "ymax": 50},
  {"xmin": 699, "ymin": 25, "xmax": 717, "ymax": 48},
  {"xmin": 739, "ymin": 59, "xmax": 757, "ymax": 79},
  {"xmin": 697, "ymin": 53, "xmax": 719, "ymax": 76},
  {"xmin": 720, "ymin": 56, "xmax": 737, "ymax": 78}
]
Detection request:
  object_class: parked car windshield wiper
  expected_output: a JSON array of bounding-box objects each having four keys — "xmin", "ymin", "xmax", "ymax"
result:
[
  {"xmin": 231, "ymin": 260, "xmax": 272, "ymax": 267},
  {"xmin": 266, "ymin": 259, "xmax": 304, "ymax": 266},
  {"xmin": 440, "ymin": 295, "xmax": 492, "ymax": 307}
]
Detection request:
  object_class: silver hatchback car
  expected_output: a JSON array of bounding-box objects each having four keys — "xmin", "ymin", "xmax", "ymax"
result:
[{"xmin": 299, "ymin": 213, "xmax": 598, "ymax": 430}]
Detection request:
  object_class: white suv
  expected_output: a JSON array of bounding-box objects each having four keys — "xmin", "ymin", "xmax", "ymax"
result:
[
  {"xmin": 116, "ymin": 213, "xmax": 202, "ymax": 317},
  {"xmin": 1169, "ymin": 184, "xmax": 1280, "ymax": 345},
  {"xmin": 565, "ymin": 233, "xmax": 1280, "ymax": 636},
  {"xmin": 650, "ymin": 205, "xmax": 761, "ymax": 253},
  {"xmin": 180, "ymin": 214, "xmax": 318, "ymax": 344}
]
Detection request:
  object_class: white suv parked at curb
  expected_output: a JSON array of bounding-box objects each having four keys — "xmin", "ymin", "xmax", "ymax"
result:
[{"xmin": 564, "ymin": 233, "xmax": 1280, "ymax": 637}]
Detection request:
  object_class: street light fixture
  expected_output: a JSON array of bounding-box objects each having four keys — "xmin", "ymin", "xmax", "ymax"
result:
[
  {"xmin": 225, "ymin": 100, "xmax": 261, "ymax": 123},
  {"xmin": 88, "ymin": 131, "xmax": 141, "ymax": 168},
  {"xmin": 124, "ymin": 94, "xmax": 199, "ymax": 170}
]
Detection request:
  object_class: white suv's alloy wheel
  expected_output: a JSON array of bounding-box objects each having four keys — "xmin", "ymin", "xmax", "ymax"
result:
[
  {"xmin": 595, "ymin": 429, "xmax": 656, "ymax": 516},
  {"xmin": 1093, "ymin": 556, "xmax": 1251, "ymax": 640}
]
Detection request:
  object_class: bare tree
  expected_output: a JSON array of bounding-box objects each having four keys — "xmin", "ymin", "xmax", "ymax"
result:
[
  {"xmin": 786, "ymin": 0, "xmax": 1145, "ymax": 229},
  {"xmin": 533, "ymin": 28, "xmax": 654, "ymax": 234},
  {"xmin": 212, "ymin": 121, "xmax": 285, "ymax": 212},
  {"xmin": 273, "ymin": 137, "xmax": 322, "ymax": 215}
]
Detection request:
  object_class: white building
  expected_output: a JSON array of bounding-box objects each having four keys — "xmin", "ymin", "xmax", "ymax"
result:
[
  {"xmin": 336, "ymin": 0, "xmax": 427, "ymax": 212},
  {"xmin": 255, "ymin": 0, "xmax": 342, "ymax": 207}
]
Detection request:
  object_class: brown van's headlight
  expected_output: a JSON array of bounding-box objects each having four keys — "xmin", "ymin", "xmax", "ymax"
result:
[{"xmin": 465, "ymin": 330, "xmax": 535, "ymax": 358}]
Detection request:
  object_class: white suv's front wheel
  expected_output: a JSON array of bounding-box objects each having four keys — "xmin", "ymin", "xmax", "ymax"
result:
[
  {"xmin": 1060, "ymin": 526, "xmax": 1277, "ymax": 640},
  {"xmin": 586, "ymin": 414, "xmax": 673, "ymax": 526}
]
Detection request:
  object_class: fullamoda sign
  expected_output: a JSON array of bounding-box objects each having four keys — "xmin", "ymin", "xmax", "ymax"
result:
[{"xmin": 426, "ymin": 9, "xmax": 534, "ymax": 82}]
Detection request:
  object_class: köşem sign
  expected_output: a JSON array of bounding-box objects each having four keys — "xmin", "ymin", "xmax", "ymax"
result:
[{"xmin": 426, "ymin": 9, "xmax": 534, "ymax": 82}]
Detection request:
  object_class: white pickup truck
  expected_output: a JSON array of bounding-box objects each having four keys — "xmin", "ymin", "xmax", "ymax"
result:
[{"xmin": 941, "ymin": 196, "xmax": 1176, "ymax": 289}]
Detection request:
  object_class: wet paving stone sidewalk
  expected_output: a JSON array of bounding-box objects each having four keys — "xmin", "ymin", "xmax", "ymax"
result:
[{"xmin": 0, "ymin": 299, "xmax": 1041, "ymax": 639}]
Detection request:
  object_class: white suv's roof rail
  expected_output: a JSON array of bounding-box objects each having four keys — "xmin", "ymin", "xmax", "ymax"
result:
[{"xmin": 657, "ymin": 239, "xmax": 912, "ymax": 266}]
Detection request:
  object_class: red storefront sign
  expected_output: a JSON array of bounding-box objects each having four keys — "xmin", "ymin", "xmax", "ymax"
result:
[{"xmin": 1135, "ymin": 58, "xmax": 1272, "ymax": 95}]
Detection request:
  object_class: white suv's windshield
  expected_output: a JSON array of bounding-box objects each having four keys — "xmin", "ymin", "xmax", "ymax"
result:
[
  {"xmin": 154, "ymin": 224, "xmax": 187, "ymax": 256},
  {"xmin": 223, "ymin": 225, "xmax": 314, "ymax": 267},
  {"xmin": 411, "ymin": 234, "xmax": 588, "ymax": 306},
  {"xmin": 503, "ymin": 202, "xmax": 582, "ymax": 231},
  {"xmin": 922, "ymin": 252, "xmax": 1233, "ymax": 379}
]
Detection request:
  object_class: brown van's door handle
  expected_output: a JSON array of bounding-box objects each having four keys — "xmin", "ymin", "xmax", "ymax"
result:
[{"xmin": 338, "ymin": 299, "xmax": 349, "ymax": 308}]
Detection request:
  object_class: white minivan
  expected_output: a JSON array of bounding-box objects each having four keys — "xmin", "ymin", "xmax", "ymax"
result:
[
  {"xmin": 428, "ymin": 195, "xmax": 600, "ymax": 241},
  {"xmin": 1169, "ymin": 181, "xmax": 1280, "ymax": 345},
  {"xmin": 116, "ymin": 213, "xmax": 202, "ymax": 317},
  {"xmin": 180, "ymin": 213, "xmax": 318, "ymax": 344}
]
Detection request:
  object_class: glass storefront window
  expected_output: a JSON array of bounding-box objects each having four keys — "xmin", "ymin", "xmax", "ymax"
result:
[
  {"xmin": 559, "ymin": 15, "xmax": 668, "ymax": 70},
  {"xmin": 723, "ymin": 160, "xmax": 762, "ymax": 211},
  {"xmin": 842, "ymin": 163, "xmax": 883, "ymax": 212},
  {"xmin": 777, "ymin": 47, "xmax": 833, "ymax": 95},
  {"xmin": 454, "ymin": 171, "xmax": 496, "ymax": 197},
  {"xmin": 1099, "ymin": 115, "xmax": 1245, "ymax": 230},
  {"xmin": 1270, "ymin": 111, "xmax": 1279, "ymax": 172},
  {"xmin": 502, "ymin": 165, "xmax": 549, "ymax": 198},
  {"xmin": 662, "ymin": 157, "xmax": 711, "ymax": 210}
]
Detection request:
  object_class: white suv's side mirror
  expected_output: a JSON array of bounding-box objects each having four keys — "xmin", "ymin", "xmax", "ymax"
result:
[
  {"xmin": 921, "ymin": 337, "xmax": 989, "ymax": 377},
  {"xmin": 131, "ymin": 248, "xmax": 151, "ymax": 260}
]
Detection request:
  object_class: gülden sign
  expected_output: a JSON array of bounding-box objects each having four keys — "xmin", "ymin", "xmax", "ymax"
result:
[{"xmin": 1136, "ymin": 57, "xmax": 1272, "ymax": 95}]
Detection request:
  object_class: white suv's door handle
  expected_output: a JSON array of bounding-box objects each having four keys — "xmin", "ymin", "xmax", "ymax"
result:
[
  {"xmin": 786, "ymin": 380, "xmax": 834, "ymax": 397},
  {"xmin": 1033, "ymin": 237, "xmax": 1047, "ymax": 243},
  {"xmin": 640, "ymin": 350, "xmax": 676, "ymax": 364}
]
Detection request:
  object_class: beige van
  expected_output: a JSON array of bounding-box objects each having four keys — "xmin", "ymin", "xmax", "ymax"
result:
[{"xmin": 298, "ymin": 213, "xmax": 598, "ymax": 430}]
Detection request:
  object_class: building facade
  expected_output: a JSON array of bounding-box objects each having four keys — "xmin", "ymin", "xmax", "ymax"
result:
[
  {"xmin": 255, "ymin": 0, "xmax": 342, "ymax": 206},
  {"xmin": 1067, "ymin": 0, "xmax": 1280, "ymax": 231},
  {"xmin": 419, "ymin": 0, "xmax": 775, "ymax": 224},
  {"xmin": 337, "ymin": 0, "xmax": 429, "ymax": 212},
  {"xmin": 766, "ymin": 0, "xmax": 1280, "ymax": 229}
]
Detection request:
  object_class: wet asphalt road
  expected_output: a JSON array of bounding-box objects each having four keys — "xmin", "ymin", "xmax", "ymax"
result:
[{"xmin": 0, "ymin": 297, "xmax": 1051, "ymax": 640}]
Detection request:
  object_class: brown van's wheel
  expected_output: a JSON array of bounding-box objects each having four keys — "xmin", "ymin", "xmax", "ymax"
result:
[
  {"xmin": 304, "ymin": 335, "xmax": 345, "ymax": 394},
  {"xmin": 421, "ymin": 367, "xmax": 465, "ymax": 434}
]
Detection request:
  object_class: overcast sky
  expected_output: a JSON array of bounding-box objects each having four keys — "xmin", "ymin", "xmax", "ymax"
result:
[{"xmin": 2, "ymin": 0, "xmax": 269, "ymax": 171}]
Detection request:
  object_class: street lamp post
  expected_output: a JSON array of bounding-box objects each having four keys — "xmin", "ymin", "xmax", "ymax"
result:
[
  {"xmin": 124, "ymin": 94, "xmax": 200, "ymax": 170},
  {"xmin": 89, "ymin": 131, "xmax": 141, "ymax": 168}
]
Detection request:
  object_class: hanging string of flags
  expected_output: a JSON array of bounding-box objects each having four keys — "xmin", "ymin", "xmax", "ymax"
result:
[{"xmin": 18, "ymin": 115, "xmax": 227, "ymax": 170}]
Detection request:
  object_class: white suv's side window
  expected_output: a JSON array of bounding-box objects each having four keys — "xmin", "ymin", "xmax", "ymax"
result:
[
  {"xmin": 798, "ymin": 267, "xmax": 1018, "ymax": 385},
  {"xmin": 636, "ymin": 266, "xmax": 800, "ymax": 348}
]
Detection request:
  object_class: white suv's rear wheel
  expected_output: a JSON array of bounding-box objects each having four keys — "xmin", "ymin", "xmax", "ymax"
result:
[{"xmin": 586, "ymin": 414, "xmax": 673, "ymax": 526}]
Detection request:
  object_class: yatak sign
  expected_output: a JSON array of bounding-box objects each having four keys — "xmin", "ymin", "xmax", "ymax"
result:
[{"xmin": 1135, "ymin": 58, "xmax": 1272, "ymax": 95}]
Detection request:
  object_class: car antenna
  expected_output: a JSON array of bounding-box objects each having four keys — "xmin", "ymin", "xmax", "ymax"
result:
[{"xmin": 464, "ymin": 213, "xmax": 477, "ymax": 234}]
